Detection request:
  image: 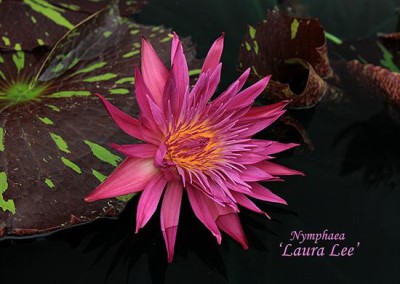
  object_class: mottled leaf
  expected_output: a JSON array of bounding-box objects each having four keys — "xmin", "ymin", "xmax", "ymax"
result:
[
  {"xmin": 0, "ymin": 5, "xmax": 200, "ymax": 238},
  {"xmin": 347, "ymin": 60, "xmax": 400, "ymax": 107},
  {"xmin": 50, "ymin": 0, "xmax": 146, "ymax": 16},
  {"xmin": 331, "ymin": 35, "xmax": 400, "ymax": 73},
  {"xmin": 0, "ymin": 0, "xmax": 146, "ymax": 51},
  {"xmin": 238, "ymin": 9, "xmax": 337, "ymax": 109}
]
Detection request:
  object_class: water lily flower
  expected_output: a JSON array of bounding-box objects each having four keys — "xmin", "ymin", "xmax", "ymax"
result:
[{"xmin": 85, "ymin": 33, "xmax": 303, "ymax": 262}]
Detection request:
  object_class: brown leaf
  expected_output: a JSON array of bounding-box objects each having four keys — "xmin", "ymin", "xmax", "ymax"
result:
[
  {"xmin": 347, "ymin": 60, "xmax": 400, "ymax": 107},
  {"xmin": 238, "ymin": 9, "xmax": 337, "ymax": 109}
]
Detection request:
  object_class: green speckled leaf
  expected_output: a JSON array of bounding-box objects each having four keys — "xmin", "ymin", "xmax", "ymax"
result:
[
  {"xmin": 238, "ymin": 9, "xmax": 337, "ymax": 109},
  {"xmin": 0, "ymin": 0, "xmax": 146, "ymax": 50},
  {"xmin": 0, "ymin": 5, "xmax": 201, "ymax": 238}
]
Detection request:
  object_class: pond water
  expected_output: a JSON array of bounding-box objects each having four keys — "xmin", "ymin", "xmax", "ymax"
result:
[{"xmin": 0, "ymin": 0, "xmax": 399, "ymax": 283}]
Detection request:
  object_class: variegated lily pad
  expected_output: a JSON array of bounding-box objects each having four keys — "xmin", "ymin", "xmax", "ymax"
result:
[
  {"xmin": 238, "ymin": 9, "xmax": 337, "ymax": 109},
  {"xmin": 0, "ymin": 5, "xmax": 200, "ymax": 237},
  {"xmin": 0, "ymin": 0, "xmax": 145, "ymax": 50}
]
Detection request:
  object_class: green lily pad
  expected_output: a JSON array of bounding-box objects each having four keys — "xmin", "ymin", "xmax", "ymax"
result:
[{"xmin": 0, "ymin": 4, "xmax": 200, "ymax": 238}]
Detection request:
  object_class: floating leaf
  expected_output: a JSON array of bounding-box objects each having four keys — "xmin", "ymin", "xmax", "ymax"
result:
[
  {"xmin": 0, "ymin": 5, "xmax": 200, "ymax": 238},
  {"xmin": 0, "ymin": 0, "xmax": 146, "ymax": 50},
  {"xmin": 330, "ymin": 33, "xmax": 400, "ymax": 73},
  {"xmin": 50, "ymin": 0, "xmax": 146, "ymax": 16},
  {"xmin": 347, "ymin": 60, "xmax": 400, "ymax": 107},
  {"xmin": 238, "ymin": 9, "xmax": 337, "ymax": 109},
  {"xmin": 336, "ymin": 108, "xmax": 400, "ymax": 189}
]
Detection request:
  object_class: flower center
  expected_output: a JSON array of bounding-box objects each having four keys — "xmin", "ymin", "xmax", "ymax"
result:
[
  {"xmin": 165, "ymin": 120, "xmax": 223, "ymax": 171},
  {"xmin": 0, "ymin": 81, "xmax": 47, "ymax": 110}
]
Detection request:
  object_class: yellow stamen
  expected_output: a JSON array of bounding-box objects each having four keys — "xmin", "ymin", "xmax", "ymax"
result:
[{"xmin": 165, "ymin": 120, "xmax": 223, "ymax": 171}]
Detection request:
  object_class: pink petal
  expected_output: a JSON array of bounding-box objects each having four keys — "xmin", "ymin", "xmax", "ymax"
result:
[
  {"xmin": 186, "ymin": 185, "xmax": 222, "ymax": 243},
  {"xmin": 247, "ymin": 182, "xmax": 287, "ymax": 205},
  {"xmin": 187, "ymin": 72, "xmax": 210, "ymax": 110},
  {"xmin": 136, "ymin": 172, "xmax": 167, "ymax": 233},
  {"xmin": 231, "ymin": 191, "xmax": 270, "ymax": 219},
  {"xmin": 256, "ymin": 161, "xmax": 304, "ymax": 176},
  {"xmin": 171, "ymin": 32, "xmax": 180, "ymax": 62},
  {"xmin": 225, "ymin": 75, "xmax": 271, "ymax": 110},
  {"xmin": 197, "ymin": 63, "xmax": 222, "ymax": 107},
  {"xmin": 162, "ymin": 70, "xmax": 178, "ymax": 115},
  {"xmin": 160, "ymin": 181, "xmax": 184, "ymax": 263},
  {"xmin": 216, "ymin": 213, "xmax": 248, "ymax": 249},
  {"xmin": 240, "ymin": 164, "xmax": 276, "ymax": 182},
  {"xmin": 134, "ymin": 67, "xmax": 154, "ymax": 119},
  {"xmin": 141, "ymin": 37, "xmax": 168, "ymax": 106},
  {"xmin": 266, "ymin": 141, "xmax": 298, "ymax": 155},
  {"xmin": 139, "ymin": 116, "xmax": 164, "ymax": 144},
  {"xmin": 244, "ymin": 100, "xmax": 289, "ymax": 120},
  {"xmin": 245, "ymin": 139, "xmax": 298, "ymax": 155},
  {"xmin": 95, "ymin": 94, "xmax": 146, "ymax": 141},
  {"xmin": 209, "ymin": 79, "xmax": 240, "ymax": 111},
  {"xmin": 212, "ymin": 68, "xmax": 250, "ymax": 105},
  {"xmin": 110, "ymin": 143, "xmax": 157, "ymax": 159},
  {"xmin": 146, "ymin": 94, "xmax": 167, "ymax": 133},
  {"xmin": 235, "ymin": 139, "xmax": 298, "ymax": 165},
  {"xmin": 170, "ymin": 37, "xmax": 189, "ymax": 113},
  {"xmin": 85, "ymin": 158, "xmax": 158, "ymax": 202},
  {"xmin": 235, "ymin": 151, "xmax": 270, "ymax": 165},
  {"xmin": 236, "ymin": 110, "xmax": 286, "ymax": 137},
  {"xmin": 201, "ymin": 34, "xmax": 224, "ymax": 73}
]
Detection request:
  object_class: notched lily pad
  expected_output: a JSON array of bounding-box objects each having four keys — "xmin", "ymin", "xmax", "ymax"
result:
[
  {"xmin": 238, "ymin": 9, "xmax": 337, "ymax": 109},
  {"xmin": 0, "ymin": 0, "xmax": 146, "ymax": 50},
  {"xmin": 0, "ymin": 5, "xmax": 200, "ymax": 238}
]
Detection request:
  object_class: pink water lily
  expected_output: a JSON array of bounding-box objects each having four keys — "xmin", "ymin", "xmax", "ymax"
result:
[{"xmin": 85, "ymin": 33, "xmax": 303, "ymax": 262}]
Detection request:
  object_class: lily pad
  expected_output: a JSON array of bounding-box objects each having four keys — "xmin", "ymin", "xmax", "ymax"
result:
[
  {"xmin": 238, "ymin": 9, "xmax": 337, "ymax": 109},
  {"xmin": 347, "ymin": 60, "xmax": 400, "ymax": 107},
  {"xmin": 0, "ymin": 5, "xmax": 200, "ymax": 238},
  {"xmin": 0, "ymin": 0, "xmax": 146, "ymax": 50},
  {"xmin": 331, "ymin": 35, "xmax": 400, "ymax": 73}
]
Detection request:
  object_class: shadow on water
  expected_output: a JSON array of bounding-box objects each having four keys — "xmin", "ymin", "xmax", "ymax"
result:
[{"xmin": 335, "ymin": 105, "xmax": 400, "ymax": 190}]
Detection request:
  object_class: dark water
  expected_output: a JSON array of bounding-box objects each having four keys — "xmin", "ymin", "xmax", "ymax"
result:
[{"xmin": 1, "ymin": 0, "xmax": 399, "ymax": 283}]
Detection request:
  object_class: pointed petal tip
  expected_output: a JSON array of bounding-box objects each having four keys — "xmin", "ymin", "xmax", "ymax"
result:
[
  {"xmin": 294, "ymin": 170, "xmax": 306, "ymax": 176},
  {"xmin": 216, "ymin": 234, "xmax": 222, "ymax": 244},
  {"xmin": 84, "ymin": 191, "xmax": 103, "ymax": 203},
  {"xmin": 135, "ymin": 226, "xmax": 140, "ymax": 234},
  {"xmin": 262, "ymin": 74, "xmax": 272, "ymax": 85},
  {"xmin": 84, "ymin": 195, "xmax": 94, "ymax": 203},
  {"xmin": 84, "ymin": 183, "xmax": 111, "ymax": 203}
]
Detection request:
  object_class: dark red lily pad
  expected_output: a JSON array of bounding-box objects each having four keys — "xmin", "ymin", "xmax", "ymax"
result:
[
  {"xmin": 347, "ymin": 60, "xmax": 400, "ymax": 107},
  {"xmin": 238, "ymin": 9, "xmax": 337, "ymax": 109},
  {"xmin": 0, "ymin": 5, "xmax": 200, "ymax": 238},
  {"xmin": 0, "ymin": 0, "xmax": 146, "ymax": 51},
  {"xmin": 331, "ymin": 35, "xmax": 400, "ymax": 73}
]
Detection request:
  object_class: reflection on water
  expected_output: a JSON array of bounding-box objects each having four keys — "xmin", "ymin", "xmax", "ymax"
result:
[{"xmin": 337, "ymin": 106, "xmax": 400, "ymax": 189}]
